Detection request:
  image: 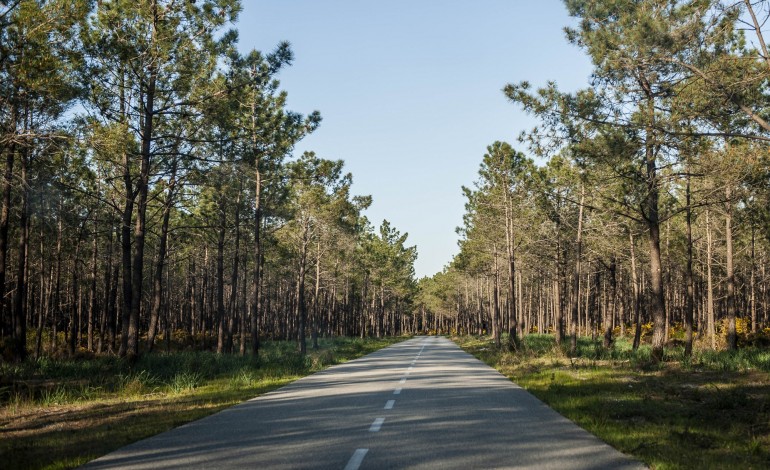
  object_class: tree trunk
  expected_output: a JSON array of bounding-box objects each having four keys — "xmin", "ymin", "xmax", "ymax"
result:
[
  {"xmin": 69, "ymin": 221, "xmax": 87, "ymax": 357},
  {"xmin": 52, "ymin": 198, "xmax": 63, "ymax": 354},
  {"xmin": 0, "ymin": 101, "xmax": 17, "ymax": 342},
  {"xmin": 505, "ymin": 189, "xmax": 518, "ymax": 349},
  {"xmin": 554, "ymin": 230, "xmax": 564, "ymax": 345},
  {"xmin": 0, "ymin": 139, "xmax": 14, "ymax": 343},
  {"xmin": 118, "ymin": 157, "xmax": 133, "ymax": 357},
  {"xmin": 750, "ymin": 225, "xmax": 757, "ymax": 334},
  {"xmin": 250, "ymin": 96, "xmax": 263, "ymax": 358},
  {"xmin": 126, "ymin": 4, "xmax": 160, "ymax": 360},
  {"xmin": 216, "ymin": 195, "xmax": 226, "ymax": 354},
  {"xmin": 296, "ymin": 223, "xmax": 309, "ymax": 354},
  {"xmin": 492, "ymin": 247, "xmax": 501, "ymax": 348},
  {"xmin": 312, "ymin": 240, "xmax": 321, "ymax": 350},
  {"xmin": 684, "ymin": 176, "xmax": 694, "ymax": 356},
  {"xmin": 12, "ymin": 145, "xmax": 28, "ymax": 361},
  {"xmin": 228, "ymin": 186, "xmax": 242, "ymax": 354},
  {"xmin": 643, "ymin": 96, "xmax": 667, "ymax": 362},
  {"xmin": 603, "ymin": 258, "xmax": 616, "ymax": 349},
  {"xmin": 725, "ymin": 186, "xmax": 737, "ymax": 350},
  {"xmin": 631, "ymin": 232, "xmax": 642, "ymax": 350},
  {"xmin": 706, "ymin": 208, "xmax": 716, "ymax": 349},
  {"xmin": 35, "ymin": 222, "xmax": 49, "ymax": 359},
  {"xmin": 570, "ymin": 187, "xmax": 585, "ymax": 355},
  {"xmin": 87, "ymin": 223, "xmax": 98, "ymax": 352},
  {"xmin": 147, "ymin": 160, "xmax": 176, "ymax": 352}
]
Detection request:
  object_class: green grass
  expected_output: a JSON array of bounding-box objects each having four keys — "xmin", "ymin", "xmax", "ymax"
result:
[
  {"xmin": 0, "ymin": 335, "xmax": 405, "ymax": 470},
  {"xmin": 455, "ymin": 334, "xmax": 770, "ymax": 470}
]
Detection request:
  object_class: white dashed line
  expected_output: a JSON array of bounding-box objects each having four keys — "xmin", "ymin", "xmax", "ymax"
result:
[
  {"xmin": 344, "ymin": 448, "xmax": 368, "ymax": 470},
  {"xmin": 385, "ymin": 400, "xmax": 395, "ymax": 410},
  {"xmin": 400, "ymin": 377, "xmax": 407, "ymax": 384},
  {"xmin": 394, "ymin": 388, "xmax": 402, "ymax": 395},
  {"xmin": 369, "ymin": 418, "xmax": 385, "ymax": 432}
]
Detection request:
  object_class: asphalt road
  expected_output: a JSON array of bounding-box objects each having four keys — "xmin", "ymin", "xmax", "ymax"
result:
[{"xmin": 82, "ymin": 336, "xmax": 646, "ymax": 469}]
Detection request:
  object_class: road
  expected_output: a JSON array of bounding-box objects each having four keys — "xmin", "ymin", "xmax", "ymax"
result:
[{"xmin": 83, "ymin": 336, "xmax": 646, "ymax": 469}]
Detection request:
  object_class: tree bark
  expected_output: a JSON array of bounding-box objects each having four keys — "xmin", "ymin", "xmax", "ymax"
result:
[{"xmin": 645, "ymin": 97, "xmax": 666, "ymax": 362}]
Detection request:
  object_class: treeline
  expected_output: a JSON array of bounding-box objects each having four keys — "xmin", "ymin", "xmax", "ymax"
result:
[
  {"xmin": 0, "ymin": 0, "xmax": 417, "ymax": 362},
  {"xmin": 418, "ymin": 0, "xmax": 770, "ymax": 359}
]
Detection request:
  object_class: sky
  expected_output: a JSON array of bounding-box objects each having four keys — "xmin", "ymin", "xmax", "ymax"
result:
[{"xmin": 235, "ymin": 1, "xmax": 594, "ymax": 279}]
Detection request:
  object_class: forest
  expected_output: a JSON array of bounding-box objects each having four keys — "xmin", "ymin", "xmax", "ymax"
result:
[
  {"xmin": 5, "ymin": 2, "xmax": 770, "ymax": 468},
  {"xmin": 0, "ymin": 0, "xmax": 417, "ymax": 363},
  {"xmin": 417, "ymin": 0, "xmax": 770, "ymax": 360},
  {"xmin": 3, "ymin": 0, "xmax": 770, "ymax": 368}
]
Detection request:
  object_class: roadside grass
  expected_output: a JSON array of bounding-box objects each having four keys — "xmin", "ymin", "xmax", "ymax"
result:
[
  {"xmin": 0, "ymin": 335, "xmax": 404, "ymax": 470},
  {"xmin": 454, "ymin": 334, "xmax": 770, "ymax": 470}
]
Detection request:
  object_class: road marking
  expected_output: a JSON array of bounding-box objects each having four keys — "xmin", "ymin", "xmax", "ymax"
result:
[
  {"xmin": 344, "ymin": 448, "xmax": 369, "ymax": 470},
  {"xmin": 394, "ymin": 388, "xmax": 402, "ymax": 395},
  {"xmin": 369, "ymin": 418, "xmax": 385, "ymax": 432},
  {"xmin": 399, "ymin": 377, "xmax": 406, "ymax": 384},
  {"xmin": 385, "ymin": 399, "xmax": 395, "ymax": 410},
  {"xmin": 408, "ymin": 365, "xmax": 413, "ymax": 370}
]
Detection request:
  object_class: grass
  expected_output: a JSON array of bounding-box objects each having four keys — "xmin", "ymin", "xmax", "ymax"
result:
[
  {"xmin": 0, "ymin": 335, "xmax": 404, "ymax": 470},
  {"xmin": 454, "ymin": 334, "xmax": 770, "ymax": 470}
]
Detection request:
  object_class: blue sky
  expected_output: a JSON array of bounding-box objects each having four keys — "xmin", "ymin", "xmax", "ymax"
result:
[{"xmin": 235, "ymin": 1, "xmax": 593, "ymax": 278}]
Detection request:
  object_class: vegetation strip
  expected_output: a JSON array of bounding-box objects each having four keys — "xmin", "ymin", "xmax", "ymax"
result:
[
  {"xmin": 0, "ymin": 337, "xmax": 402, "ymax": 470},
  {"xmin": 455, "ymin": 334, "xmax": 770, "ymax": 470}
]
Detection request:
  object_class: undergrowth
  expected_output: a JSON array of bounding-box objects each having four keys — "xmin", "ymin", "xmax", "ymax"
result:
[
  {"xmin": 0, "ymin": 335, "xmax": 404, "ymax": 469},
  {"xmin": 456, "ymin": 333, "xmax": 770, "ymax": 470}
]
